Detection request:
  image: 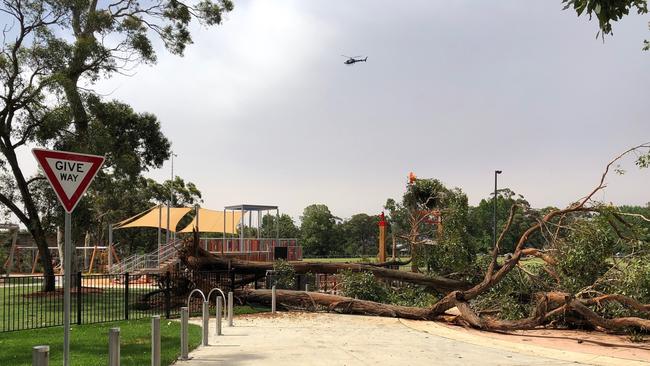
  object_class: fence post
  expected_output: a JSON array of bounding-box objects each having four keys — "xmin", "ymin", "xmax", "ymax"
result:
[
  {"xmin": 76, "ymin": 272, "xmax": 82, "ymax": 325},
  {"xmin": 151, "ymin": 316, "xmax": 160, "ymax": 366},
  {"xmin": 109, "ymin": 328, "xmax": 120, "ymax": 366},
  {"xmin": 227, "ymin": 291, "xmax": 233, "ymax": 327},
  {"xmin": 180, "ymin": 307, "xmax": 189, "ymax": 360},
  {"xmin": 124, "ymin": 273, "xmax": 130, "ymax": 320},
  {"xmin": 32, "ymin": 345, "xmax": 49, "ymax": 366},
  {"xmin": 164, "ymin": 272, "xmax": 171, "ymax": 319},
  {"xmin": 216, "ymin": 297, "xmax": 222, "ymax": 336},
  {"xmin": 272, "ymin": 285, "xmax": 276, "ymax": 313}
]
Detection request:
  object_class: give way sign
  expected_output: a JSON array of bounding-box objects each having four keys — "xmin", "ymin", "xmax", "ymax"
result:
[{"xmin": 32, "ymin": 148, "xmax": 105, "ymax": 213}]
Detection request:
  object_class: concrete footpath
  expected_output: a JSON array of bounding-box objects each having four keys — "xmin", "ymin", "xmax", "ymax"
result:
[{"xmin": 180, "ymin": 312, "xmax": 649, "ymax": 366}]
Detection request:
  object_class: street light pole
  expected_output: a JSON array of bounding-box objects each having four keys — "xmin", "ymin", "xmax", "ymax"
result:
[{"xmin": 493, "ymin": 170, "xmax": 502, "ymax": 248}]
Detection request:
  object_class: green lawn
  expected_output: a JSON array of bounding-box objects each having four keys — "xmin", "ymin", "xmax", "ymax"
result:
[
  {"xmin": 303, "ymin": 257, "xmax": 375, "ymax": 263},
  {"xmin": 233, "ymin": 305, "xmax": 270, "ymax": 315},
  {"xmin": 0, "ymin": 318, "xmax": 202, "ymax": 366},
  {"xmin": 303, "ymin": 257, "xmax": 415, "ymax": 271}
]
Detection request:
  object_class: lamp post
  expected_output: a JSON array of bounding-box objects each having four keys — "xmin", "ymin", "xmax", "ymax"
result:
[{"xmin": 493, "ymin": 170, "xmax": 502, "ymax": 248}]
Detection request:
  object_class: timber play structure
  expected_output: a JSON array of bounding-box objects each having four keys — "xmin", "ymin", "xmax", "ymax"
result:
[{"xmin": 2, "ymin": 223, "xmax": 120, "ymax": 275}]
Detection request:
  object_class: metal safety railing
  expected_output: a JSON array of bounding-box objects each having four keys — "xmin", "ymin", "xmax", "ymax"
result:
[
  {"xmin": 202, "ymin": 237, "xmax": 303, "ymax": 261},
  {"xmin": 109, "ymin": 239, "xmax": 182, "ymax": 274}
]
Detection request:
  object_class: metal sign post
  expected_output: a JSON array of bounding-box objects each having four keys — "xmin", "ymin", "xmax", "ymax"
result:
[
  {"xmin": 63, "ymin": 212, "xmax": 71, "ymax": 366},
  {"xmin": 32, "ymin": 148, "xmax": 105, "ymax": 366}
]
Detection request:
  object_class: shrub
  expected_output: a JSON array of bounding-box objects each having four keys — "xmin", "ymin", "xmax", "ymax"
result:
[
  {"xmin": 471, "ymin": 263, "xmax": 553, "ymax": 321},
  {"xmin": 554, "ymin": 220, "xmax": 616, "ymax": 293},
  {"xmin": 338, "ymin": 270, "xmax": 388, "ymax": 303},
  {"xmin": 617, "ymin": 258, "xmax": 650, "ymax": 303},
  {"xmin": 388, "ymin": 285, "xmax": 438, "ymax": 307},
  {"xmin": 272, "ymin": 259, "xmax": 296, "ymax": 289}
]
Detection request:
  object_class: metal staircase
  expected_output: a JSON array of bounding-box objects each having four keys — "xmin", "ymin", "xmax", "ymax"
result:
[{"xmin": 110, "ymin": 239, "xmax": 182, "ymax": 274}]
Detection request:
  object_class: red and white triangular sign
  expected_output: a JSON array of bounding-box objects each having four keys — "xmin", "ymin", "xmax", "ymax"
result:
[{"xmin": 32, "ymin": 148, "xmax": 105, "ymax": 213}]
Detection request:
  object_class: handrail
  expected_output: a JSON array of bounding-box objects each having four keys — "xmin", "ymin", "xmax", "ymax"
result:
[{"xmin": 109, "ymin": 238, "xmax": 183, "ymax": 274}]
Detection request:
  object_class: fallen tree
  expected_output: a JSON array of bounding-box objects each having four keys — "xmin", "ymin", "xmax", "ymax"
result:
[
  {"xmin": 422, "ymin": 143, "xmax": 650, "ymax": 332},
  {"xmin": 179, "ymin": 245, "xmax": 470, "ymax": 293},
  {"xmin": 236, "ymin": 287, "xmax": 650, "ymax": 332},
  {"xmin": 187, "ymin": 144, "xmax": 650, "ymax": 334},
  {"xmin": 236, "ymin": 288, "xmax": 444, "ymax": 321}
]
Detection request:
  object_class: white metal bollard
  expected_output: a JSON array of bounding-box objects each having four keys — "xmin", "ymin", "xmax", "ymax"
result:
[
  {"xmin": 216, "ymin": 297, "xmax": 223, "ymax": 336},
  {"xmin": 305, "ymin": 284, "xmax": 310, "ymax": 292},
  {"xmin": 32, "ymin": 345, "xmax": 49, "ymax": 366},
  {"xmin": 151, "ymin": 316, "xmax": 161, "ymax": 366},
  {"xmin": 227, "ymin": 292, "xmax": 234, "ymax": 327},
  {"xmin": 180, "ymin": 307, "xmax": 189, "ymax": 360},
  {"xmin": 202, "ymin": 301, "xmax": 209, "ymax": 346},
  {"xmin": 272, "ymin": 285, "xmax": 277, "ymax": 313},
  {"xmin": 109, "ymin": 328, "xmax": 120, "ymax": 366}
]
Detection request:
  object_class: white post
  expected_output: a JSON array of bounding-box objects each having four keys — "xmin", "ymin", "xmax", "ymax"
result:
[
  {"xmin": 272, "ymin": 285, "xmax": 277, "ymax": 313},
  {"xmin": 305, "ymin": 284, "xmax": 310, "ymax": 292},
  {"xmin": 63, "ymin": 212, "xmax": 71, "ymax": 366},
  {"xmin": 84, "ymin": 232, "xmax": 90, "ymax": 271},
  {"xmin": 216, "ymin": 297, "xmax": 223, "ymax": 336},
  {"xmin": 227, "ymin": 292, "xmax": 233, "ymax": 327},
  {"xmin": 32, "ymin": 345, "xmax": 49, "ymax": 366},
  {"xmin": 109, "ymin": 328, "xmax": 120, "ymax": 366},
  {"xmin": 180, "ymin": 307, "xmax": 189, "ymax": 360},
  {"xmin": 202, "ymin": 301, "xmax": 209, "ymax": 346},
  {"xmin": 151, "ymin": 316, "xmax": 160, "ymax": 366}
]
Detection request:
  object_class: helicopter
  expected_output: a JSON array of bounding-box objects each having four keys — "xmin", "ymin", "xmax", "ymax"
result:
[{"xmin": 342, "ymin": 55, "xmax": 368, "ymax": 65}]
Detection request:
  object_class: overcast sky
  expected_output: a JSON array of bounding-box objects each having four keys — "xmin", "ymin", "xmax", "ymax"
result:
[{"xmin": 17, "ymin": 0, "xmax": 650, "ymax": 221}]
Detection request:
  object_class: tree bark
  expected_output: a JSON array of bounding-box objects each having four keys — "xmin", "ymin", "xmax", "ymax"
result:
[
  {"xmin": 237, "ymin": 288, "xmax": 442, "ymax": 321},
  {"xmin": 0, "ymin": 145, "xmax": 55, "ymax": 291},
  {"xmin": 237, "ymin": 288, "xmax": 650, "ymax": 333}
]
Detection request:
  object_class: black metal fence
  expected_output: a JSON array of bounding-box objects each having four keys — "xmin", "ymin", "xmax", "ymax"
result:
[{"xmin": 0, "ymin": 270, "xmax": 252, "ymax": 333}]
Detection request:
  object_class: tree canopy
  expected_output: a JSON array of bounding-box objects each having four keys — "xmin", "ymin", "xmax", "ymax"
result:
[
  {"xmin": 562, "ymin": 0, "xmax": 649, "ymax": 50},
  {"xmin": 1, "ymin": 0, "xmax": 232, "ymax": 290},
  {"xmin": 300, "ymin": 204, "xmax": 339, "ymax": 257}
]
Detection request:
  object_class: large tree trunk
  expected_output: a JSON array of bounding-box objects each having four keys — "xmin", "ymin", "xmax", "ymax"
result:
[
  {"xmin": 60, "ymin": 75, "xmax": 88, "ymax": 144},
  {"xmin": 237, "ymin": 288, "xmax": 441, "ymax": 321},
  {"xmin": 179, "ymin": 244, "xmax": 470, "ymax": 293},
  {"xmin": 238, "ymin": 288, "xmax": 650, "ymax": 333},
  {"xmin": 1, "ymin": 145, "xmax": 55, "ymax": 291}
]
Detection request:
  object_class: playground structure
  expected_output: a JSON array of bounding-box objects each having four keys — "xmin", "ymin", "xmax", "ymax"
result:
[
  {"xmin": 2, "ymin": 225, "xmax": 120, "ymax": 275},
  {"xmin": 2, "ymin": 202, "xmax": 302, "ymax": 276},
  {"xmin": 197, "ymin": 204, "xmax": 301, "ymax": 262},
  {"xmin": 110, "ymin": 203, "xmax": 302, "ymax": 274}
]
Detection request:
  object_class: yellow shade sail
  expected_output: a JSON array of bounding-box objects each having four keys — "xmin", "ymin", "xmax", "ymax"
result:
[
  {"xmin": 178, "ymin": 208, "xmax": 242, "ymax": 234},
  {"xmin": 113, "ymin": 205, "xmax": 191, "ymax": 232},
  {"xmin": 112, "ymin": 205, "xmax": 158, "ymax": 228}
]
